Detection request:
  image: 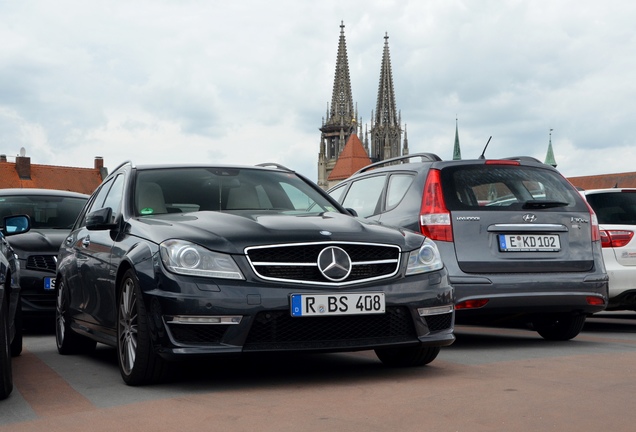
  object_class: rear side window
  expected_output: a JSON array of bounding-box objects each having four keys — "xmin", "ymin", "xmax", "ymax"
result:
[
  {"xmin": 441, "ymin": 165, "xmax": 580, "ymax": 211},
  {"xmin": 341, "ymin": 175, "xmax": 386, "ymax": 217},
  {"xmin": 386, "ymin": 174, "xmax": 414, "ymax": 210},
  {"xmin": 586, "ymin": 192, "xmax": 636, "ymax": 224}
]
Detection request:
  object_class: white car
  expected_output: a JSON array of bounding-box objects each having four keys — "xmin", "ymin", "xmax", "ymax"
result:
[{"xmin": 583, "ymin": 188, "xmax": 636, "ymax": 311}]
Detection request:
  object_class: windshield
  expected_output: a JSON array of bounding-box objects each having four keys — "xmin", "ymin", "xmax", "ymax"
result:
[
  {"xmin": 134, "ymin": 167, "xmax": 340, "ymax": 216},
  {"xmin": 0, "ymin": 195, "xmax": 87, "ymax": 229}
]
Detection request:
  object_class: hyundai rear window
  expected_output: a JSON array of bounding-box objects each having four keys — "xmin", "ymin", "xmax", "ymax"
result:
[{"xmin": 441, "ymin": 165, "xmax": 580, "ymax": 211}]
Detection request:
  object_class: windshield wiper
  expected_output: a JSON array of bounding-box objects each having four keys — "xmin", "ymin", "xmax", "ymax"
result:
[{"xmin": 522, "ymin": 200, "xmax": 569, "ymax": 209}]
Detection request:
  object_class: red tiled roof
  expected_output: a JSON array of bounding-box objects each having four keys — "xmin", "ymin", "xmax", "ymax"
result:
[
  {"xmin": 328, "ymin": 134, "xmax": 372, "ymax": 181},
  {"xmin": 568, "ymin": 172, "xmax": 636, "ymax": 190},
  {"xmin": 0, "ymin": 160, "xmax": 104, "ymax": 195}
]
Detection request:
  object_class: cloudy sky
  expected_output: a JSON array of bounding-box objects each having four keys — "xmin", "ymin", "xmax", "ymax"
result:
[{"xmin": 1, "ymin": 0, "xmax": 635, "ymax": 182}]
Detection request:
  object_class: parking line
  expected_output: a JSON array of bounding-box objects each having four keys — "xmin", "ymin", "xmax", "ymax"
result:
[{"xmin": 12, "ymin": 348, "xmax": 96, "ymax": 418}]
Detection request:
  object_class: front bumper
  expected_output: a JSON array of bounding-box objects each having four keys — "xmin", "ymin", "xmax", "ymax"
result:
[
  {"xmin": 140, "ymin": 270, "xmax": 455, "ymax": 360},
  {"xmin": 19, "ymin": 267, "xmax": 56, "ymax": 317}
]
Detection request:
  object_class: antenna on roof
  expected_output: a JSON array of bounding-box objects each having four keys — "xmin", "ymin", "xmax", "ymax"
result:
[{"xmin": 478, "ymin": 137, "xmax": 492, "ymax": 159}]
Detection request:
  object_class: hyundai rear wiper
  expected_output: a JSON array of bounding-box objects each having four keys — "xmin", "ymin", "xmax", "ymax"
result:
[{"xmin": 522, "ymin": 200, "xmax": 569, "ymax": 209}]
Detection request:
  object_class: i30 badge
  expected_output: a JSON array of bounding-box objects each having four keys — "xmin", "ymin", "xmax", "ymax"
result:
[
  {"xmin": 522, "ymin": 213, "xmax": 537, "ymax": 223},
  {"xmin": 317, "ymin": 246, "xmax": 352, "ymax": 282}
]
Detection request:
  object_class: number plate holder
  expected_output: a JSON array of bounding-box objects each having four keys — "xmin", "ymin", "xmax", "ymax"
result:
[
  {"xmin": 290, "ymin": 292, "xmax": 385, "ymax": 317},
  {"xmin": 44, "ymin": 277, "xmax": 56, "ymax": 291},
  {"xmin": 498, "ymin": 234, "xmax": 561, "ymax": 252}
]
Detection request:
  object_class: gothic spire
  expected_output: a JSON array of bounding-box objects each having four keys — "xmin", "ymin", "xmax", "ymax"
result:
[
  {"xmin": 453, "ymin": 117, "xmax": 461, "ymax": 160},
  {"xmin": 370, "ymin": 32, "xmax": 402, "ymax": 162},
  {"xmin": 328, "ymin": 21, "xmax": 355, "ymax": 124},
  {"xmin": 545, "ymin": 128, "xmax": 557, "ymax": 167},
  {"xmin": 374, "ymin": 32, "xmax": 398, "ymax": 128}
]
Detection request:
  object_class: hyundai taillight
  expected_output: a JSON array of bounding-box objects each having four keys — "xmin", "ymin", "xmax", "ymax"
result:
[
  {"xmin": 600, "ymin": 230, "xmax": 634, "ymax": 248},
  {"xmin": 419, "ymin": 168, "xmax": 452, "ymax": 241}
]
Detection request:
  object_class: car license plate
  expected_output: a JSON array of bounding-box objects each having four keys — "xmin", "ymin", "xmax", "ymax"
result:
[
  {"xmin": 290, "ymin": 293, "xmax": 385, "ymax": 317},
  {"xmin": 44, "ymin": 277, "xmax": 55, "ymax": 290},
  {"xmin": 498, "ymin": 234, "xmax": 561, "ymax": 252}
]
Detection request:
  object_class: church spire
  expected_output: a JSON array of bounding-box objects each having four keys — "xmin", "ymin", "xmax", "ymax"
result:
[
  {"xmin": 328, "ymin": 21, "xmax": 355, "ymax": 128},
  {"xmin": 545, "ymin": 128, "xmax": 557, "ymax": 167},
  {"xmin": 452, "ymin": 117, "xmax": 461, "ymax": 160},
  {"xmin": 318, "ymin": 21, "xmax": 358, "ymax": 190},
  {"xmin": 370, "ymin": 32, "xmax": 402, "ymax": 162}
]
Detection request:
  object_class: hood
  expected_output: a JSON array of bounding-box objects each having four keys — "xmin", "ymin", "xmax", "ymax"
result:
[
  {"xmin": 130, "ymin": 211, "xmax": 424, "ymax": 254},
  {"xmin": 6, "ymin": 229, "xmax": 70, "ymax": 254}
]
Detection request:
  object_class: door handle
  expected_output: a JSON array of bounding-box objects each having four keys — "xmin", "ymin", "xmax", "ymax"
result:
[{"xmin": 82, "ymin": 237, "xmax": 90, "ymax": 248}]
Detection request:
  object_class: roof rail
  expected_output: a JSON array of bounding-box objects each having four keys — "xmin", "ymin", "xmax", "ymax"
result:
[
  {"xmin": 256, "ymin": 162, "xmax": 293, "ymax": 172},
  {"xmin": 502, "ymin": 156, "xmax": 543, "ymax": 164},
  {"xmin": 111, "ymin": 160, "xmax": 133, "ymax": 173},
  {"xmin": 354, "ymin": 152, "xmax": 442, "ymax": 175}
]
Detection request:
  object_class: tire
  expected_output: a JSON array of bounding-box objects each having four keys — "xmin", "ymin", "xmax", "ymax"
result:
[
  {"xmin": 55, "ymin": 279, "xmax": 97, "ymax": 355},
  {"xmin": 375, "ymin": 344, "xmax": 441, "ymax": 367},
  {"xmin": 10, "ymin": 299, "xmax": 23, "ymax": 357},
  {"xmin": 535, "ymin": 314, "xmax": 586, "ymax": 341},
  {"xmin": 117, "ymin": 269, "xmax": 167, "ymax": 386},
  {"xmin": 0, "ymin": 298, "xmax": 13, "ymax": 400}
]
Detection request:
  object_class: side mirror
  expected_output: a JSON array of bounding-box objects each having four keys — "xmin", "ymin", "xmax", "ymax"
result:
[
  {"xmin": 86, "ymin": 207, "xmax": 117, "ymax": 231},
  {"xmin": 3, "ymin": 215, "xmax": 31, "ymax": 236},
  {"xmin": 345, "ymin": 208, "xmax": 359, "ymax": 217}
]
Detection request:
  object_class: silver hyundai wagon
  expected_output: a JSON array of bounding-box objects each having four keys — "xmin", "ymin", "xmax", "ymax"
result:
[{"xmin": 328, "ymin": 154, "xmax": 609, "ymax": 340}]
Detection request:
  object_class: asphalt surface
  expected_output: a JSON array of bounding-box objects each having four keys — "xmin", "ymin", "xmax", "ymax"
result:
[{"xmin": 1, "ymin": 312, "xmax": 635, "ymax": 432}]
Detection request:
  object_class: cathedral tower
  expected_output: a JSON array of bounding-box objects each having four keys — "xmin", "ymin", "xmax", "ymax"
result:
[
  {"xmin": 318, "ymin": 21, "xmax": 358, "ymax": 189},
  {"xmin": 369, "ymin": 33, "xmax": 405, "ymax": 162}
]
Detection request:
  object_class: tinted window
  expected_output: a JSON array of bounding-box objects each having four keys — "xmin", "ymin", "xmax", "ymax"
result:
[
  {"xmin": 386, "ymin": 174, "xmax": 414, "ymax": 210},
  {"xmin": 441, "ymin": 165, "xmax": 579, "ymax": 210},
  {"xmin": 586, "ymin": 192, "xmax": 636, "ymax": 224},
  {"xmin": 134, "ymin": 167, "xmax": 339, "ymax": 215},
  {"xmin": 0, "ymin": 194, "xmax": 87, "ymax": 229},
  {"xmin": 101, "ymin": 174, "xmax": 125, "ymax": 223},
  {"xmin": 341, "ymin": 175, "xmax": 386, "ymax": 218}
]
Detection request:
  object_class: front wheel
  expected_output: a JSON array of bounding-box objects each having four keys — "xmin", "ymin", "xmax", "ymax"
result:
[
  {"xmin": 534, "ymin": 314, "xmax": 586, "ymax": 341},
  {"xmin": 117, "ymin": 269, "xmax": 167, "ymax": 386},
  {"xmin": 55, "ymin": 279, "xmax": 96, "ymax": 354},
  {"xmin": 375, "ymin": 344, "xmax": 441, "ymax": 367},
  {"xmin": 0, "ymin": 298, "xmax": 13, "ymax": 400}
]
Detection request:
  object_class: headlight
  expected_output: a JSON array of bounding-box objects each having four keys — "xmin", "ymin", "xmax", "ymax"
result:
[
  {"xmin": 160, "ymin": 239, "xmax": 244, "ymax": 280},
  {"xmin": 406, "ymin": 237, "xmax": 443, "ymax": 275}
]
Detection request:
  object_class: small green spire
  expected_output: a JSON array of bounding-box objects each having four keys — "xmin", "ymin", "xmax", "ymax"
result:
[
  {"xmin": 452, "ymin": 117, "xmax": 461, "ymax": 160},
  {"xmin": 545, "ymin": 128, "xmax": 557, "ymax": 167}
]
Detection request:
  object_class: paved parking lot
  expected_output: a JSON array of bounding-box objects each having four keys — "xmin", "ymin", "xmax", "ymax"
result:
[{"xmin": 1, "ymin": 312, "xmax": 635, "ymax": 432}]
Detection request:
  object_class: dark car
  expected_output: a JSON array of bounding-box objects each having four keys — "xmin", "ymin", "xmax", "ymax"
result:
[
  {"xmin": 328, "ymin": 153, "xmax": 609, "ymax": 340},
  {"xmin": 1, "ymin": 215, "xmax": 31, "ymax": 400},
  {"xmin": 55, "ymin": 161, "xmax": 455, "ymax": 385},
  {"xmin": 0, "ymin": 189, "xmax": 89, "ymax": 322}
]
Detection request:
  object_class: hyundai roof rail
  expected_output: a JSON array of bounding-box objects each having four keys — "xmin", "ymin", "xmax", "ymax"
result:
[{"xmin": 354, "ymin": 152, "xmax": 442, "ymax": 175}]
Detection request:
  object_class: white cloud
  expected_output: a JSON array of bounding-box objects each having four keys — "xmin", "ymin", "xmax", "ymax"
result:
[{"xmin": 1, "ymin": 0, "xmax": 636, "ymax": 182}]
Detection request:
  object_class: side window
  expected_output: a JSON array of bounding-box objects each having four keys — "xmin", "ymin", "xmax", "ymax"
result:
[
  {"xmin": 101, "ymin": 174, "xmax": 125, "ymax": 222},
  {"xmin": 385, "ymin": 174, "xmax": 414, "ymax": 210},
  {"xmin": 327, "ymin": 184, "xmax": 347, "ymax": 203},
  {"xmin": 341, "ymin": 175, "xmax": 386, "ymax": 218},
  {"xmin": 79, "ymin": 178, "xmax": 113, "ymax": 227}
]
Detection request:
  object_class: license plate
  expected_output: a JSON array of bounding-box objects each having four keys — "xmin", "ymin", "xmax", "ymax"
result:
[
  {"xmin": 44, "ymin": 277, "xmax": 55, "ymax": 290},
  {"xmin": 291, "ymin": 293, "xmax": 385, "ymax": 317},
  {"xmin": 499, "ymin": 234, "xmax": 561, "ymax": 252}
]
